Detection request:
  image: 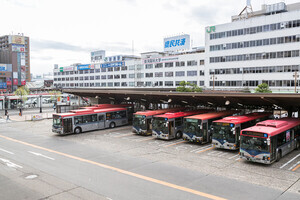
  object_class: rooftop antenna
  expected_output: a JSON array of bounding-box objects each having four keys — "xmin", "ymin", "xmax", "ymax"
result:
[{"xmin": 239, "ymin": 0, "xmax": 254, "ymax": 19}]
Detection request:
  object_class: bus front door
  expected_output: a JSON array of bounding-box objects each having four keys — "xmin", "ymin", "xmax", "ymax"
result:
[
  {"xmin": 63, "ymin": 118, "xmax": 73, "ymax": 134},
  {"xmin": 169, "ymin": 121, "xmax": 174, "ymax": 138},
  {"xmin": 98, "ymin": 115, "xmax": 105, "ymax": 129}
]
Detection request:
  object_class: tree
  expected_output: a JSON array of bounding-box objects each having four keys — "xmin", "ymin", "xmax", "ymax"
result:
[
  {"xmin": 14, "ymin": 86, "xmax": 29, "ymax": 116},
  {"xmin": 176, "ymin": 81, "xmax": 203, "ymax": 93},
  {"xmin": 255, "ymin": 83, "xmax": 272, "ymax": 93}
]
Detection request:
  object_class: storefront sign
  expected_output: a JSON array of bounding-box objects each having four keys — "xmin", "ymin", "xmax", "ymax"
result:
[{"xmin": 101, "ymin": 62, "xmax": 124, "ymax": 68}]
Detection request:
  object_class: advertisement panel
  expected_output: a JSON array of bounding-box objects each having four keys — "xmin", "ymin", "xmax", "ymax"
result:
[
  {"xmin": 164, "ymin": 34, "xmax": 190, "ymax": 52},
  {"xmin": 0, "ymin": 65, "xmax": 7, "ymax": 71},
  {"xmin": 21, "ymin": 80, "xmax": 26, "ymax": 86},
  {"xmin": 12, "ymin": 44, "xmax": 25, "ymax": 52},
  {"xmin": 13, "ymin": 72, "xmax": 18, "ymax": 78},
  {"xmin": 0, "ymin": 83, "xmax": 7, "ymax": 89},
  {"xmin": 9, "ymin": 36, "xmax": 25, "ymax": 45},
  {"xmin": 6, "ymin": 77, "xmax": 12, "ymax": 86},
  {"xmin": 57, "ymin": 96, "xmax": 70, "ymax": 106},
  {"xmin": 59, "ymin": 66, "xmax": 74, "ymax": 72},
  {"xmin": 101, "ymin": 61, "xmax": 124, "ymax": 68},
  {"xmin": 143, "ymin": 56, "xmax": 179, "ymax": 64},
  {"xmin": 13, "ymin": 79, "xmax": 18, "ymax": 85},
  {"xmin": 77, "ymin": 64, "xmax": 93, "ymax": 70}
]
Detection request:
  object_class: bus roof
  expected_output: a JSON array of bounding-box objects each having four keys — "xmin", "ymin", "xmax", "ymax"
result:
[
  {"xmin": 80, "ymin": 104, "xmax": 133, "ymax": 110},
  {"xmin": 185, "ymin": 110, "xmax": 240, "ymax": 120},
  {"xmin": 213, "ymin": 112, "xmax": 272, "ymax": 125},
  {"xmin": 241, "ymin": 118, "xmax": 300, "ymax": 137},
  {"xmin": 134, "ymin": 108, "xmax": 183, "ymax": 117},
  {"xmin": 154, "ymin": 110, "xmax": 210, "ymax": 119},
  {"xmin": 54, "ymin": 107, "xmax": 127, "ymax": 118}
]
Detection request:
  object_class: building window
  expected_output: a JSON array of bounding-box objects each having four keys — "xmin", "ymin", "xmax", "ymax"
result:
[
  {"xmin": 145, "ymin": 64, "xmax": 153, "ymax": 69},
  {"xmin": 114, "ymin": 82, "xmax": 120, "ymax": 87},
  {"xmin": 129, "ymin": 74, "xmax": 135, "ymax": 78},
  {"xmin": 200, "ymin": 60, "xmax": 205, "ymax": 65},
  {"xmin": 187, "ymin": 60, "xmax": 197, "ymax": 66},
  {"xmin": 96, "ymin": 76, "xmax": 100, "ymax": 80},
  {"xmin": 165, "ymin": 81, "xmax": 173, "ymax": 86},
  {"xmin": 108, "ymin": 82, "xmax": 113, "ymax": 87},
  {"xmin": 176, "ymin": 61, "xmax": 185, "ymax": 67},
  {"xmin": 101, "ymin": 75, "xmax": 106, "ymax": 79},
  {"xmin": 187, "ymin": 71, "xmax": 197, "ymax": 76},
  {"xmin": 175, "ymin": 71, "xmax": 185, "ymax": 77},
  {"xmin": 155, "ymin": 72, "xmax": 163, "ymax": 77},
  {"xmin": 121, "ymin": 66, "xmax": 127, "ymax": 71},
  {"xmin": 90, "ymin": 76, "xmax": 94, "ymax": 80},
  {"xmin": 114, "ymin": 67, "xmax": 120, "ymax": 71},
  {"xmin": 165, "ymin": 72, "xmax": 174, "ymax": 77},
  {"xmin": 101, "ymin": 82, "xmax": 106, "ymax": 87},
  {"xmin": 146, "ymin": 73, "xmax": 153, "ymax": 78},
  {"xmin": 165, "ymin": 62, "xmax": 173, "ymax": 68},
  {"xmin": 155, "ymin": 63, "xmax": 163, "ymax": 68},
  {"xmin": 129, "ymin": 65, "xmax": 135, "ymax": 70},
  {"xmin": 101, "ymin": 68, "xmax": 107, "ymax": 72},
  {"xmin": 114, "ymin": 75, "xmax": 120, "ymax": 79},
  {"xmin": 108, "ymin": 68, "xmax": 113, "ymax": 72},
  {"xmin": 108, "ymin": 75, "xmax": 113, "ymax": 79},
  {"xmin": 199, "ymin": 70, "xmax": 205, "ymax": 76},
  {"xmin": 121, "ymin": 74, "xmax": 127, "ymax": 79},
  {"xmin": 137, "ymin": 73, "xmax": 144, "ymax": 78},
  {"xmin": 121, "ymin": 82, "xmax": 127, "ymax": 87}
]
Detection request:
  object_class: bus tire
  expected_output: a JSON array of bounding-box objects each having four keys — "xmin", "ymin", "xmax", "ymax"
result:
[
  {"xmin": 110, "ymin": 122, "xmax": 116, "ymax": 128},
  {"xmin": 176, "ymin": 131, "xmax": 182, "ymax": 139},
  {"xmin": 276, "ymin": 150, "xmax": 282, "ymax": 162},
  {"xmin": 74, "ymin": 127, "xmax": 81, "ymax": 134}
]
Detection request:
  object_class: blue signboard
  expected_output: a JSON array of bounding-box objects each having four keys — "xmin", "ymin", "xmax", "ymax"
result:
[
  {"xmin": 101, "ymin": 62, "xmax": 124, "ymax": 68},
  {"xmin": 77, "ymin": 64, "xmax": 91, "ymax": 70},
  {"xmin": 0, "ymin": 66, "xmax": 7, "ymax": 71},
  {"xmin": 0, "ymin": 83, "xmax": 7, "ymax": 89},
  {"xmin": 164, "ymin": 34, "xmax": 190, "ymax": 52}
]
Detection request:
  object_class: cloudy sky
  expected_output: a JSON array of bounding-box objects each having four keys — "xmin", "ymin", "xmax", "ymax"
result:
[{"xmin": 1, "ymin": 0, "xmax": 299, "ymax": 75}]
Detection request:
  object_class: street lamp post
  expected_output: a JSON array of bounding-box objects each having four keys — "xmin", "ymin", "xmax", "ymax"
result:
[
  {"xmin": 39, "ymin": 95, "xmax": 42, "ymax": 113},
  {"xmin": 210, "ymin": 72, "xmax": 217, "ymax": 91},
  {"xmin": 293, "ymin": 70, "xmax": 299, "ymax": 93},
  {"xmin": 4, "ymin": 95, "xmax": 7, "ymax": 116}
]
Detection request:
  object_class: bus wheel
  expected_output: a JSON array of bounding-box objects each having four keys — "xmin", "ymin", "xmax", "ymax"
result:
[
  {"xmin": 74, "ymin": 127, "xmax": 81, "ymax": 134},
  {"xmin": 176, "ymin": 131, "xmax": 182, "ymax": 139},
  {"xmin": 276, "ymin": 150, "xmax": 282, "ymax": 162},
  {"xmin": 110, "ymin": 122, "xmax": 116, "ymax": 128}
]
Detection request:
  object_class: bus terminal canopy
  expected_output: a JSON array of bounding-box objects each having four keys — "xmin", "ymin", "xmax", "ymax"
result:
[{"xmin": 63, "ymin": 88, "xmax": 300, "ymax": 111}]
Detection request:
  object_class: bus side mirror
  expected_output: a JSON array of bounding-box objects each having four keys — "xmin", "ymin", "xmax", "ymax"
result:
[{"xmin": 267, "ymin": 138, "xmax": 270, "ymax": 146}]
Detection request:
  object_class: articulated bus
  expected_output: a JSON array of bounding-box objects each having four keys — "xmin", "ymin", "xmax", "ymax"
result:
[
  {"xmin": 132, "ymin": 108, "xmax": 183, "ymax": 135},
  {"xmin": 152, "ymin": 110, "xmax": 211, "ymax": 140},
  {"xmin": 211, "ymin": 112, "xmax": 272, "ymax": 150},
  {"xmin": 240, "ymin": 118, "xmax": 300, "ymax": 164},
  {"xmin": 52, "ymin": 107, "xmax": 128, "ymax": 135},
  {"xmin": 182, "ymin": 110, "xmax": 240, "ymax": 144}
]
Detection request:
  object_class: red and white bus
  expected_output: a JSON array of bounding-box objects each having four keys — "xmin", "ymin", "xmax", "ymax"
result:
[
  {"xmin": 132, "ymin": 108, "xmax": 183, "ymax": 135},
  {"xmin": 240, "ymin": 118, "xmax": 300, "ymax": 164},
  {"xmin": 52, "ymin": 107, "xmax": 128, "ymax": 135},
  {"xmin": 152, "ymin": 110, "xmax": 211, "ymax": 140},
  {"xmin": 211, "ymin": 112, "xmax": 272, "ymax": 150},
  {"xmin": 182, "ymin": 110, "xmax": 240, "ymax": 144}
]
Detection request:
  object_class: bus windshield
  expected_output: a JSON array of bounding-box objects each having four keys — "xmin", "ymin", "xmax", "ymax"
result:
[
  {"xmin": 133, "ymin": 115, "xmax": 147, "ymax": 130},
  {"xmin": 212, "ymin": 123, "xmax": 235, "ymax": 143},
  {"xmin": 184, "ymin": 119, "xmax": 201, "ymax": 136},
  {"xmin": 241, "ymin": 136, "xmax": 269, "ymax": 152},
  {"xmin": 53, "ymin": 115, "xmax": 62, "ymax": 127},
  {"xmin": 152, "ymin": 117, "xmax": 168, "ymax": 134}
]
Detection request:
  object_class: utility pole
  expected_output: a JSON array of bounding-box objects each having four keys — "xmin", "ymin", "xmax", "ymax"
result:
[
  {"xmin": 293, "ymin": 71, "xmax": 299, "ymax": 93},
  {"xmin": 210, "ymin": 73, "xmax": 217, "ymax": 91}
]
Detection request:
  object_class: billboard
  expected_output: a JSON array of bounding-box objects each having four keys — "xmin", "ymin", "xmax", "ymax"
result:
[
  {"xmin": 13, "ymin": 72, "xmax": 18, "ymax": 78},
  {"xmin": 59, "ymin": 66, "xmax": 74, "ymax": 72},
  {"xmin": 77, "ymin": 64, "xmax": 93, "ymax": 70},
  {"xmin": 143, "ymin": 56, "xmax": 179, "ymax": 64},
  {"xmin": 91, "ymin": 50, "xmax": 105, "ymax": 63},
  {"xmin": 6, "ymin": 77, "xmax": 12, "ymax": 86},
  {"xmin": 0, "ymin": 83, "xmax": 7, "ymax": 89},
  {"xmin": 9, "ymin": 36, "xmax": 25, "ymax": 45},
  {"xmin": 12, "ymin": 44, "xmax": 25, "ymax": 52},
  {"xmin": 57, "ymin": 96, "xmax": 70, "ymax": 106},
  {"xmin": 0, "ymin": 65, "xmax": 7, "ymax": 71},
  {"xmin": 164, "ymin": 34, "xmax": 190, "ymax": 52},
  {"xmin": 101, "ymin": 62, "xmax": 124, "ymax": 68}
]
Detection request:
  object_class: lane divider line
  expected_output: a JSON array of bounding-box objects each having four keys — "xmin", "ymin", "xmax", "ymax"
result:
[
  {"xmin": 197, "ymin": 147, "xmax": 215, "ymax": 154},
  {"xmin": 0, "ymin": 148, "xmax": 14, "ymax": 155},
  {"xmin": 290, "ymin": 161, "xmax": 300, "ymax": 171},
  {"xmin": 115, "ymin": 133, "xmax": 135, "ymax": 138},
  {"xmin": 164, "ymin": 140, "xmax": 187, "ymax": 148},
  {"xmin": 0, "ymin": 134, "xmax": 227, "ymax": 200}
]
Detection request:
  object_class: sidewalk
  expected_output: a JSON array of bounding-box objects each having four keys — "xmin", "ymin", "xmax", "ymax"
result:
[{"xmin": 1, "ymin": 112, "xmax": 55, "ymax": 122}]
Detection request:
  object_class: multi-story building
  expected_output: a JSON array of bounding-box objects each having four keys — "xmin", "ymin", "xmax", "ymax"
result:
[
  {"xmin": 205, "ymin": 2, "xmax": 300, "ymax": 92},
  {"xmin": 0, "ymin": 34, "xmax": 30, "ymax": 92},
  {"xmin": 53, "ymin": 2, "xmax": 300, "ymax": 92}
]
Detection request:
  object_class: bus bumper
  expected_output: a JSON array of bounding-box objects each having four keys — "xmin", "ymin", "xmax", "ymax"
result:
[
  {"xmin": 212, "ymin": 139, "xmax": 237, "ymax": 150},
  {"xmin": 152, "ymin": 132, "xmax": 170, "ymax": 140},
  {"xmin": 240, "ymin": 151, "xmax": 271, "ymax": 164},
  {"xmin": 183, "ymin": 133, "xmax": 202, "ymax": 143},
  {"xmin": 52, "ymin": 128, "xmax": 63, "ymax": 134}
]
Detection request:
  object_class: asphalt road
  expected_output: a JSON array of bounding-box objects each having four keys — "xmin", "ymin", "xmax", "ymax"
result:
[{"xmin": 0, "ymin": 121, "xmax": 299, "ymax": 200}]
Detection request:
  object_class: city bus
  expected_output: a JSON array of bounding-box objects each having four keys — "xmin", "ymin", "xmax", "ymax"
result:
[
  {"xmin": 132, "ymin": 108, "xmax": 183, "ymax": 135},
  {"xmin": 79, "ymin": 104, "xmax": 134, "ymax": 121},
  {"xmin": 211, "ymin": 112, "xmax": 272, "ymax": 150},
  {"xmin": 182, "ymin": 110, "xmax": 241, "ymax": 144},
  {"xmin": 152, "ymin": 110, "xmax": 211, "ymax": 140},
  {"xmin": 240, "ymin": 118, "xmax": 300, "ymax": 164},
  {"xmin": 52, "ymin": 107, "xmax": 128, "ymax": 135}
]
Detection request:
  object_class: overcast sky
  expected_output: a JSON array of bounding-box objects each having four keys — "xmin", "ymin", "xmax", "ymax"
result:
[{"xmin": 1, "ymin": 0, "xmax": 299, "ymax": 75}]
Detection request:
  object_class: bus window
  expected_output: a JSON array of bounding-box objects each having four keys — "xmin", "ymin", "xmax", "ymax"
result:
[
  {"xmin": 91, "ymin": 114, "xmax": 97, "ymax": 122},
  {"xmin": 203, "ymin": 122, "xmax": 207, "ymax": 140},
  {"xmin": 99, "ymin": 115, "xmax": 105, "ymax": 121},
  {"xmin": 175, "ymin": 118, "xmax": 182, "ymax": 127},
  {"xmin": 83, "ymin": 115, "xmax": 92, "ymax": 123},
  {"xmin": 74, "ymin": 116, "xmax": 83, "ymax": 124}
]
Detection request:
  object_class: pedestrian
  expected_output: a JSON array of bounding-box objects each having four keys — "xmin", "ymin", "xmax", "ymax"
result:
[
  {"xmin": 6, "ymin": 111, "xmax": 9, "ymax": 121},
  {"xmin": 53, "ymin": 103, "xmax": 56, "ymax": 111}
]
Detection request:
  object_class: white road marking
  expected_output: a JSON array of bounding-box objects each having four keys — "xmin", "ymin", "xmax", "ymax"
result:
[
  {"xmin": 159, "ymin": 140, "xmax": 181, "ymax": 147},
  {"xmin": 288, "ymin": 161, "xmax": 300, "ymax": 171},
  {"xmin": 190, "ymin": 145, "xmax": 211, "ymax": 153},
  {"xmin": 235, "ymin": 157, "xmax": 241, "ymax": 161},
  {"xmin": 228, "ymin": 154, "xmax": 239, "ymax": 159},
  {"xmin": 28, "ymin": 151, "xmax": 55, "ymax": 160},
  {"xmin": 0, "ymin": 148, "xmax": 14, "ymax": 155},
  {"xmin": 280, "ymin": 154, "xmax": 300, "ymax": 169},
  {"xmin": 218, "ymin": 153, "xmax": 228, "ymax": 157},
  {"xmin": 0, "ymin": 158, "xmax": 23, "ymax": 169}
]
